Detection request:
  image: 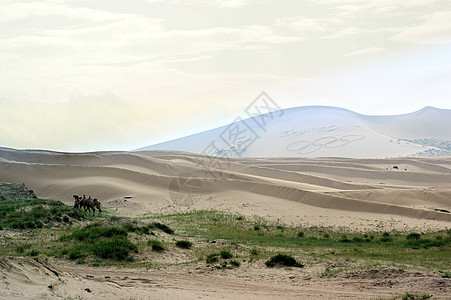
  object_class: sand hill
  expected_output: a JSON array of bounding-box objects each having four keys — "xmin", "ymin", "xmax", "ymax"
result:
[
  {"xmin": 138, "ymin": 106, "xmax": 451, "ymax": 158},
  {"xmin": 1, "ymin": 147, "xmax": 450, "ymax": 231}
]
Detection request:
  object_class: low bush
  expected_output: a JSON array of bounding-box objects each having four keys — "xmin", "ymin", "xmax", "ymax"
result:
[
  {"xmin": 250, "ymin": 248, "xmax": 259, "ymax": 256},
  {"xmin": 406, "ymin": 239, "xmax": 445, "ymax": 249},
  {"xmin": 230, "ymin": 260, "xmax": 241, "ymax": 267},
  {"xmin": 265, "ymin": 254, "xmax": 304, "ymax": 268},
  {"xmin": 205, "ymin": 253, "xmax": 219, "ymax": 264},
  {"xmin": 176, "ymin": 240, "xmax": 192, "ymax": 249},
  {"xmin": 148, "ymin": 240, "xmax": 164, "ymax": 252},
  {"xmin": 27, "ymin": 249, "xmax": 39, "ymax": 257},
  {"xmin": 406, "ymin": 233, "xmax": 421, "ymax": 240},
  {"xmin": 149, "ymin": 222, "xmax": 174, "ymax": 234},
  {"xmin": 220, "ymin": 250, "xmax": 232, "ymax": 259},
  {"xmin": 92, "ymin": 238, "xmax": 137, "ymax": 259},
  {"xmin": 401, "ymin": 292, "xmax": 432, "ymax": 299},
  {"xmin": 16, "ymin": 243, "xmax": 32, "ymax": 254},
  {"xmin": 61, "ymin": 223, "xmax": 137, "ymax": 261}
]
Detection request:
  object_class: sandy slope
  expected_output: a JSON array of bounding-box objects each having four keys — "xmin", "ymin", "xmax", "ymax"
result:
[
  {"xmin": 2, "ymin": 257, "xmax": 450, "ymax": 300},
  {"xmin": 1, "ymin": 147, "xmax": 450, "ymax": 231}
]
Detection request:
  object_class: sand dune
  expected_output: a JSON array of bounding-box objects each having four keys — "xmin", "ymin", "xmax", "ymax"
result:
[
  {"xmin": 138, "ymin": 106, "xmax": 451, "ymax": 158},
  {"xmin": 1, "ymin": 147, "xmax": 450, "ymax": 230}
]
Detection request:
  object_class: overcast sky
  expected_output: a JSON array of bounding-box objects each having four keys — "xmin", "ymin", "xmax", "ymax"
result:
[{"xmin": 1, "ymin": 0, "xmax": 450, "ymax": 151}]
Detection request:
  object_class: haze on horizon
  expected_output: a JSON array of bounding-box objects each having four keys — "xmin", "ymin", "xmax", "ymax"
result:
[{"xmin": 1, "ymin": 0, "xmax": 450, "ymax": 152}]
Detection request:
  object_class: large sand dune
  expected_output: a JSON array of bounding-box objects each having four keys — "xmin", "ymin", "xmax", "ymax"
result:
[
  {"xmin": 139, "ymin": 106, "xmax": 451, "ymax": 158},
  {"xmin": 1, "ymin": 147, "xmax": 450, "ymax": 231}
]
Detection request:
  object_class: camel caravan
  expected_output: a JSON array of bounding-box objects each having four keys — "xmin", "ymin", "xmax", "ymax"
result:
[{"xmin": 73, "ymin": 194, "xmax": 102, "ymax": 216}]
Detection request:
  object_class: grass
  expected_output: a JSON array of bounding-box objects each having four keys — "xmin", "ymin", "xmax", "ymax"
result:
[
  {"xmin": 1, "ymin": 186, "xmax": 450, "ymax": 275},
  {"xmin": 59, "ymin": 223, "xmax": 138, "ymax": 261},
  {"xmin": 0, "ymin": 197, "xmax": 83, "ymax": 229},
  {"xmin": 396, "ymin": 292, "xmax": 432, "ymax": 300},
  {"xmin": 150, "ymin": 210, "xmax": 451, "ymax": 272}
]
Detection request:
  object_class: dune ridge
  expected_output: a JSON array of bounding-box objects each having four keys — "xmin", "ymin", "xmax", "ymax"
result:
[{"xmin": 1, "ymin": 147, "xmax": 450, "ymax": 230}]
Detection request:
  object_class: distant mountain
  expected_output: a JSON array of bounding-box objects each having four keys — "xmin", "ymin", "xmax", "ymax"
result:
[{"xmin": 137, "ymin": 106, "xmax": 451, "ymax": 158}]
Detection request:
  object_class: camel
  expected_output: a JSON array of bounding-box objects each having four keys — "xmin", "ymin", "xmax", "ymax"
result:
[{"xmin": 73, "ymin": 194, "xmax": 102, "ymax": 216}]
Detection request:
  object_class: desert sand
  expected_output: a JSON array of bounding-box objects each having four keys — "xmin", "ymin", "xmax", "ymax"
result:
[
  {"xmin": 1, "ymin": 256, "xmax": 450, "ymax": 299},
  {"xmin": 1, "ymin": 147, "xmax": 451, "ymax": 299},
  {"xmin": 1, "ymin": 147, "xmax": 450, "ymax": 231}
]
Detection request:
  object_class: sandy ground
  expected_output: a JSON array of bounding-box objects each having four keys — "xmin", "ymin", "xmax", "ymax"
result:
[
  {"xmin": 1, "ymin": 149, "xmax": 451, "ymax": 299},
  {"xmin": 1, "ymin": 257, "xmax": 450, "ymax": 300},
  {"xmin": 1, "ymin": 148, "xmax": 450, "ymax": 231}
]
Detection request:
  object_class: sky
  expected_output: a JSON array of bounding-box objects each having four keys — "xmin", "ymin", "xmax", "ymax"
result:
[{"xmin": 1, "ymin": 0, "xmax": 450, "ymax": 152}]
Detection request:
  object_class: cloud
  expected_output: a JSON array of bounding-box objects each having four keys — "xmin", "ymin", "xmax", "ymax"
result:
[
  {"xmin": 144, "ymin": 0, "xmax": 253, "ymax": 8},
  {"xmin": 0, "ymin": 1, "xmax": 134, "ymax": 22},
  {"xmin": 344, "ymin": 47, "xmax": 387, "ymax": 57},
  {"xmin": 206, "ymin": 0, "xmax": 252, "ymax": 8},
  {"xmin": 390, "ymin": 11, "xmax": 451, "ymax": 45}
]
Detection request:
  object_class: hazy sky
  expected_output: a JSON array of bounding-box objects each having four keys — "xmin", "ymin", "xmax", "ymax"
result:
[{"xmin": 1, "ymin": 0, "xmax": 450, "ymax": 151}]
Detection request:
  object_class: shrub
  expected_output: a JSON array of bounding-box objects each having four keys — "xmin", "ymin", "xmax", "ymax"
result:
[
  {"xmin": 230, "ymin": 260, "xmax": 241, "ymax": 267},
  {"xmin": 381, "ymin": 236, "xmax": 392, "ymax": 243},
  {"xmin": 406, "ymin": 233, "xmax": 421, "ymax": 240},
  {"xmin": 61, "ymin": 224, "xmax": 138, "ymax": 261},
  {"xmin": 176, "ymin": 240, "xmax": 192, "ymax": 249},
  {"xmin": 124, "ymin": 223, "xmax": 150, "ymax": 235},
  {"xmin": 69, "ymin": 224, "xmax": 127, "ymax": 242},
  {"xmin": 148, "ymin": 240, "xmax": 164, "ymax": 252},
  {"xmin": 401, "ymin": 292, "xmax": 432, "ymax": 299},
  {"xmin": 205, "ymin": 253, "xmax": 219, "ymax": 264},
  {"xmin": 68, "ymin": 248, "xmax": 84, "ymax": 260},
  {"xmin": 352, "ymin": 237, "xmax": 364, "ymax": 243},
  {"xmin": 340, "ymin": 235, "xmax": 352, "ymax": 243},
  {"xmin": 297, "ymin": 231, "xmax": 304, "ymax": 238},
  {"xmin": 27, "ymin": 249, "xmax": 39, "ymax": 257},
  {"xmin": 407, "ymin": 239, "xmax": 444, "ymax": 249},
  {"xmin": 150, "ymin": 222, "xmax": 174, "ymax": 234},
  {"xmin": 250, "ymin": 248, "xmax": 259, "ymax": 256},
  {"xmin": 254, "ymin": 225, "xmax": 261, "ymax": 231},
  {"xmin": 16, "ymin": 243, "xmax": 31, "ymax": 254},
  {"xmin": 92, "ymin": 238, "xmax": 137, "ymax": 260},
  {"xmin": 220, "ymin": 250, "xmax": 232, "ymax": 259},
  {"xmin": 265, "ymin": 254, "xmax": 304, "ymax": 268}
]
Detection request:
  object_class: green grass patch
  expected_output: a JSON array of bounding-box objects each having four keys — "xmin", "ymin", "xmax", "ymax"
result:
[
  {"xmin": 0, "ymin": 197, "xmax": 83, "ymax": 230},
  {"xmin": 59, "ymin": 223, "xmax": 137, "ymax": 261},
  {"xmin": 150, "ymin": 210, "xmax": 451, "ymax": 271}
]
